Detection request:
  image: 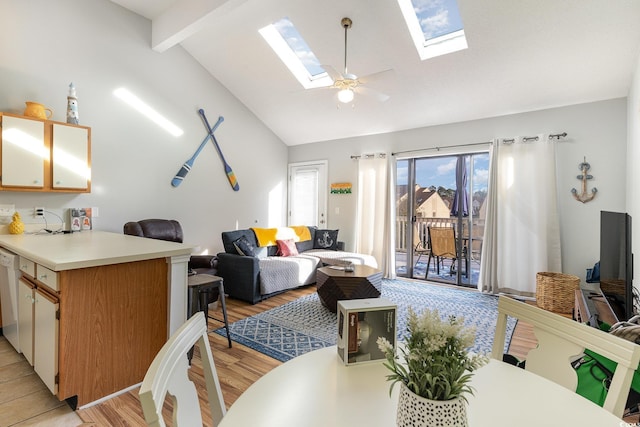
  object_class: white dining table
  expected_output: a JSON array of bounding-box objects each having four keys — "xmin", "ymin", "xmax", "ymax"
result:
[{"xmin": 218, "ymin": 346, "xmax": 624, "ymax": 427}]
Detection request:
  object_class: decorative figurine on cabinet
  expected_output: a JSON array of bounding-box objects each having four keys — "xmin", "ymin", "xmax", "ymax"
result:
[{"xmin": 66, "ymin": 82, "xmax": 79, "ymax": 125}]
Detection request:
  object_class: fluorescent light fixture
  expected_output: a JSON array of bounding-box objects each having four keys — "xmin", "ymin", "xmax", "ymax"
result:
[
  {"xmin": 113, "ymin": 88, "xmax": 183, "ymax": 137},
  {"xmin": 337, "ymin": 88, "xmax": 354, "ymax": 104},
  {"xmin": 260, "ymin": 17, "xmax": 333, "ymax": 89},
  {"xmin": 398, "ymin": 0, "xmax": 467, "ymax": 60}
]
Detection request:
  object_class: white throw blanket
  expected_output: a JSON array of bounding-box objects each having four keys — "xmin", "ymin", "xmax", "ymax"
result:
[
  {"xmin": 259, "ymin": 254, "xmax": 320, "ymax": 295},
  {"xmin": 258, "ymin": 250, "xmax": 379, "ymax": 295}
]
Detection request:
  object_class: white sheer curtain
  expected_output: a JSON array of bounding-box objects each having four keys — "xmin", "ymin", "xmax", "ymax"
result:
[
  {"xmin": 478, "ymin": 142, "xmax": 499, "ymax": 292},
  {"xmin": 355, "ymin": 154, "xmax": 396, "ymax": 278},
  {"xmin": 479, "ymin": 135, "xmax": 561, "ymax": 297}
]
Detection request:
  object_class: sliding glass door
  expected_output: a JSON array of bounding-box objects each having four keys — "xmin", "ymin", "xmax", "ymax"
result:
[{"xmin": 395, "ymin": 152, "xmax": 489, "ymax": 287}]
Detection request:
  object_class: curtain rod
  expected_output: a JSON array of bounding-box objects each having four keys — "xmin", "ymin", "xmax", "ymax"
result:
[
  {"xmin": 391, "ymin": 141, "xmax": 491, "ymax": 157},
  {"xmin": 350, "ymin": 153, "xmax": 387, "ymax": 160},
  {"xmin": 503, "ymin": 132, "xmax": 567, "ymax": 144},
  {"xmin": 391, "ymin": 132, "xmax": 568, "ymax": 156}
]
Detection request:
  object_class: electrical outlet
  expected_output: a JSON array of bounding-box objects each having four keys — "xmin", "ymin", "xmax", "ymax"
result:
[
  {"xmin": 34, "ymin": 207, "xmax": 45, "ymax": 217},
  {"xmin": 0, "ymin": 204, "xmax": 14, "ymax": 224},
  {"xmin": 0, "ymin": 204, "xmax": 14, "ymax": 216}
]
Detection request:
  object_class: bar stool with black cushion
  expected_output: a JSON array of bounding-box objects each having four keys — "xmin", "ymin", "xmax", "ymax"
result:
[
  {"xmin": 123, "ymin": 219, "xmax": 231, "ymax": 347},
  {"xmin": 188, "ymin": 273, "xmax": 231, "ymax": 348}
]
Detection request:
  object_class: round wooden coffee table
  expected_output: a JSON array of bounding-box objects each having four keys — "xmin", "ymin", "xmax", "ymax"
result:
[{"xmin": 316, "ymin": 265, "xmax": 383, "ymax": 312}]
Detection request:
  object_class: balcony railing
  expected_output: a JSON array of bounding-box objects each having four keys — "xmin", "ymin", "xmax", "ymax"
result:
[{"xmin": 395, "ymin": 216, "xmax": 484, "ymax": 252}]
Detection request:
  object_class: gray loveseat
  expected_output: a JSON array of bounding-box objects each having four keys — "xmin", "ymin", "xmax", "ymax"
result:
[{"xmin": 217, "ymin": 226, "xmax": 378, "ymax": 304}]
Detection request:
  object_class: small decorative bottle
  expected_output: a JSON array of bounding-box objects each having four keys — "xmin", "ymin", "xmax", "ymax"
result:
[
  {"xmin": 66, "ymin": 82, "xmax": 79, "ymax": 124},
  {"xmin": 8, "ymin": 212, "xmax": 24, "ymax": 234}
]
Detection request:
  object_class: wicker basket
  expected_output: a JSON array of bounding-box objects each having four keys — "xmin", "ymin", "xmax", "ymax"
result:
[{"xmin": 536, "ymin": 272, "xmax": 580, "ymax": 314}]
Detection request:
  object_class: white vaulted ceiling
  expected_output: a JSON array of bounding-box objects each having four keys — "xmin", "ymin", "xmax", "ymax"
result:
[{"xmin": 110, "ymin": 0, "xmax": 640, "ymax": 146}]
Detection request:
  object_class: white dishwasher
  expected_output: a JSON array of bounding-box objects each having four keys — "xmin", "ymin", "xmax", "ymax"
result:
[{"xmin": 0, "ymin": 248, "xmax": 21, "ymax": 352}]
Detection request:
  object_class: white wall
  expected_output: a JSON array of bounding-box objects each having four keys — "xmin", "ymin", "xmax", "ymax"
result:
[
  {"xmin": 1, "ymin": 0, "xmax": 634, "ymax": 281},
  {"xmin": 627, "ymin": 49, "xmax": 640, "ymax": 295},
  {"xmin": 289, "ymin": 99, "xmax": 629, "ymax": 282},
  {"xmin": 0, "ymin": 0, "xmax": 288, "ymax": 254}
]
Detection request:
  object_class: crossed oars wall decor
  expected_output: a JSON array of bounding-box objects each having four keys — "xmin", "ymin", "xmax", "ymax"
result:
[{"xmin": 171, "ymin": 109, "xmax": 239, "ymax": 191}]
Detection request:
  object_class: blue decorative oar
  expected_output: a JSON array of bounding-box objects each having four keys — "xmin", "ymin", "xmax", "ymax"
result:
[
  {"xmin": 171, "ymin": 115, "xmax": 224, "ymax": 187},
  {"xmin": 199, "ymin": 109, "xmax": 239, "ymax": 191}
]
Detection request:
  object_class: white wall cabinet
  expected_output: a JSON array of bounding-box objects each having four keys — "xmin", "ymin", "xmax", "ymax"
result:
[
  {"xmin": 52, "ymin": 123, "xmax": 90, "ymax": 190},
  {"xmin": 0, "ymin": 113, "xmax": 91, "ymax": 193},
  {"xmin": 1, "ymin": 115, "xmax": 46, "ymax": 188}
]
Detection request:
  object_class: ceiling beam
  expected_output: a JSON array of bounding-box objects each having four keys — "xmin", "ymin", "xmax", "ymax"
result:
[{"xmin": 151, "ymin": 0, "xmax": 247, "ymax": 52}]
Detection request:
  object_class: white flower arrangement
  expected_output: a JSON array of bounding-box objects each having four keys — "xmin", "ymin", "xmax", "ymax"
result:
[{"xmin": 377, "ymin": 307, "xmax": 489, "ymax": 402}]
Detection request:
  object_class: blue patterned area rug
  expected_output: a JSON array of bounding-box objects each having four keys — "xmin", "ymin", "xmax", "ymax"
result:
[{"xmin": 215, "ymin": 279, "xmax": 516, "ymax": 363}]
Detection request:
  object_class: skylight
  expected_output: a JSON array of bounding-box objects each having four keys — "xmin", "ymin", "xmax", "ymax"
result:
[
  {"xmin": 398, "ymin": 0, "xmax": 468, "ymax": 60},
  {"xmin": 260, "ymin": 17, "xmax": 333, "ymax": 89}
]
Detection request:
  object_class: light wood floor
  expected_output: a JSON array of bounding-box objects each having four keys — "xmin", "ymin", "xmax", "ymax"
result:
[
  {"xmin": 0, "ymin": 337, "xmax": 84, "ymax": 427},
  {"xmin": 4, "ymin": 282, "xmax": 540, "ymax": 426}
]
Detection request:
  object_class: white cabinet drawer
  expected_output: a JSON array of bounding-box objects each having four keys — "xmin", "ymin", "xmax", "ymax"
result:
[
  {"xmin": 19, "ymin": 257, "xmax": 35, "ymax": 277},
  {"xmin": 36, "ymin": 265, "xmax": 59, "ymax": 291}
]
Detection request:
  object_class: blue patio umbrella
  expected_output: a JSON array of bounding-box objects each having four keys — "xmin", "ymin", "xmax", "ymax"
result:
[{"xmin": 450, "ymin": 156, "xmax": 469, "ymax": 217}]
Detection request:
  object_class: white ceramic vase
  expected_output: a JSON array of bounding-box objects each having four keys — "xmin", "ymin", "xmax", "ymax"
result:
[{"xmin": 396, "ymin": 383, "xmax": 468, "ymax": 427}]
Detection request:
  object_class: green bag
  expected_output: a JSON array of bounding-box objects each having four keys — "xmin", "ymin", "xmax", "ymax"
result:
[{"xmin": 573, "ymin": 349, "xmax": 640, "ymax": 408}]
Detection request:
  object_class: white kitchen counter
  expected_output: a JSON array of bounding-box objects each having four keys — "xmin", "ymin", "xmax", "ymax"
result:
[
  {"xmin": 0, "ymin": 230, "xmax": 195, "ymax": 342},
  {"xmin": 0, "ymin": 230, "xmax": 196, "ymax": 405},
  {"xmin": 0, "ymin": 230, "xmax": 194, "ymax": 271}
]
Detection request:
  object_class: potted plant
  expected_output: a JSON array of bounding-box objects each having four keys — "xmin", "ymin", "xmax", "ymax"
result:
[{"xmin": 377, "ymin": 307, "xmax": 488, "ymax": 427}]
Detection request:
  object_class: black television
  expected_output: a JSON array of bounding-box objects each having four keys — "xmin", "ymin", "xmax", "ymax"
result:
[{"xmin": 599, "ymin": 211, "xmax": 634, "ymax": 322}]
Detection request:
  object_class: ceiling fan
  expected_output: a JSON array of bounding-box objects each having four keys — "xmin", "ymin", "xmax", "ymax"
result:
[{"xmin": 325, "ymin": 17, "xmax": 392, "ymax": 104}]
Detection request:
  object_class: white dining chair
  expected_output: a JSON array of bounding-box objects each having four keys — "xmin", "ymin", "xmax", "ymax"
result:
[
  {"xmin": 492, "ymin": 295, "xmax": 640, "ymax": 417},
  {"xmin": 139, "ymin": 312, "xmax": 226, "ymax": 426}
]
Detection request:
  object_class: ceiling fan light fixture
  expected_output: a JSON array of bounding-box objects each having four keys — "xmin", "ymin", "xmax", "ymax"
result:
[{"xmin": 338, "ymin": 88, "xmax": 354, "ymax": 103}]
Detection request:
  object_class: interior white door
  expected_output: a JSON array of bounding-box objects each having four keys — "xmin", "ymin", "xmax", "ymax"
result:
[{"xmin": 288, "ymin": 161, "xmax": 328, "ymax": 227}]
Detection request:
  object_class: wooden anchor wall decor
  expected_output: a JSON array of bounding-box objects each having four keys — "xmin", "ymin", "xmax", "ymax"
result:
[{"xmin": 571, "ymin": 156, "xmax": 597, "ymax": 203}]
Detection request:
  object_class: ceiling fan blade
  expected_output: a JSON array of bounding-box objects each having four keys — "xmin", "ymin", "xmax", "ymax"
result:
[
  {"xmin": 321, "ymin": 65, "xmax": 345, "ymax": 81},
  {"xmin": 358, "ymin": 68, "xmax": 395, "ymax": 85},
  {"xmin": 357, "ymin": 86, "xmax": 390, "ymax": 103}
]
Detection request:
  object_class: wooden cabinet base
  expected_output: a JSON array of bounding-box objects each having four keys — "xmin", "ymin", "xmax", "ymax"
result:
[{"xmin": 57, "ymin": 258, "xmax": 168, "ymax": 406}]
